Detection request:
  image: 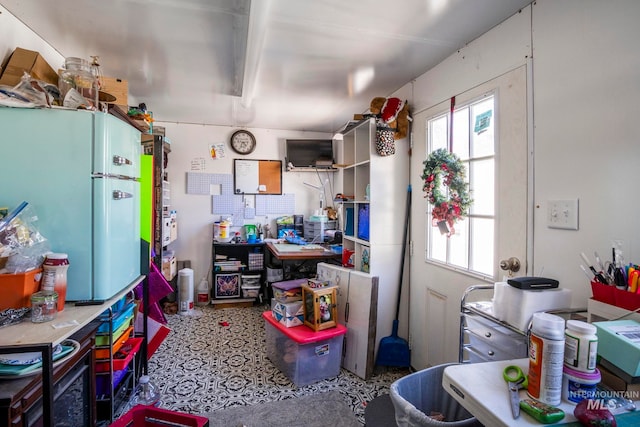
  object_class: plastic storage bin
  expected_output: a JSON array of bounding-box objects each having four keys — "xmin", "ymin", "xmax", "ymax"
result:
[
  {"xmin": 390, "ymin": 363, "xmax": 480, "ymax": 426},
  {"xmin": 0, "ymin": 268, "xmax": 42, "ymax": 310},
  {"xmin": 262, "ymin": 311, "xmax": 346, "ymax": 386}
]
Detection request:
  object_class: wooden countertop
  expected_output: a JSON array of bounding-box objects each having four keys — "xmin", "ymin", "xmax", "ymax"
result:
[{"xmin": 0, "ymin": 276, "xmax": 144, "ymax": 348}]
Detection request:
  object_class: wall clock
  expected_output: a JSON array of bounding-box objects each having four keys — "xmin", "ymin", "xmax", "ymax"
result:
[{"xmin": 230, "ymin": 129, "xmax": 256, "ymax": 155}]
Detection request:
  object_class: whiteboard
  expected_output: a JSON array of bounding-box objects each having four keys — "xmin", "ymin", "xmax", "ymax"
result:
[{"xmin": 233, "ymin": 159, "xmax": 282, "ymax": 194}]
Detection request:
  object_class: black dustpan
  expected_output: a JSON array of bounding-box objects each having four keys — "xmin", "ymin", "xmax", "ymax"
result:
[{"xmin": 376, "ymin": 185, "xmax": 411, "ymax": 368}]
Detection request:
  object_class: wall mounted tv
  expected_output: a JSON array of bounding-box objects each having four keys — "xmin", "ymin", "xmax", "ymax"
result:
[{"xmin": 285, "ymin": 139, "xmax": 335, "ymax": 170}]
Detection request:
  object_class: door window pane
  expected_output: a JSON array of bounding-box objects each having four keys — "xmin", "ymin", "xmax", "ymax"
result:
[
  {"xmin": 470, "ymin": 158, "xmax": 494, "ymax": 216},
  {"xmin": 426, "ymin": 94, "xmax": 496, "ymax": 279},
  {"xmin": 471, "ymin": 217, "xmax": 494, "ymax": 276}
]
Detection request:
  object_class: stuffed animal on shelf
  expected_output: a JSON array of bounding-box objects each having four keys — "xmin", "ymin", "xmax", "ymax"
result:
[{"xmin": 369, "ymin": 97, "xmax": 411, "ymax": 140}]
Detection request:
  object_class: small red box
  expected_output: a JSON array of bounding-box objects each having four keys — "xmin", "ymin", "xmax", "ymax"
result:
[
  {"xmin": 591, "ymin": 280, "xmax": 616, "ymax": 305},
  {"xmin": 614, "ymin": 287, "xmax": 640, "ymax": 311},
  {"xmin": 109, "ymin": 405, "xmax": 209, "ymax": 427},
  {"xmin": 96, "ymin": 337, "xmax": 143, "ymax": 372},
  {"xmin": 591, "ymin": 280, "xmax": 640, "ymax": 311}
]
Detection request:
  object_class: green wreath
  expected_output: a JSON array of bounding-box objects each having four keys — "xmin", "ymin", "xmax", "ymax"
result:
[{"xmin": 421, "ymin": 148, "xmax": 472, "ymax": 235}]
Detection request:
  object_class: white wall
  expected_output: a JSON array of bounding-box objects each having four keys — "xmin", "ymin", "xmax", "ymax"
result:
[
  {"xmin": 0, "ymin": 5, "xmax": 63, "ymax": 68},
  {"xmin": 530, "ymin": 0, "xmax": 640, "ymax": 304},
  {"xmin": 158, "ymin": 122, "xmax": 332, "ymax": 283}
]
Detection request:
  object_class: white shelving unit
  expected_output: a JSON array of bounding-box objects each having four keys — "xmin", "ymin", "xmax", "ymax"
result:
[{"xmin": 336, "ymin": 118, "xmax": 409, "ymax": 358}]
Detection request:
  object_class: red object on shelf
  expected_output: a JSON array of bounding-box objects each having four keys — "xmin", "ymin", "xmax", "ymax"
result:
[
  {"xmin": 109, "ymin": 405, "xmax": 209, "ymax": 427},
  {"xmin": 591, "ymin": 280, "xmax": 640, "ymax": 311},
  {"xmin": 591, "ymin": 280, "xmax": 616, "ymax": 305},
  {"xmin": 96, "ymin": 337, "xmax": 143, "ymax": 372}
]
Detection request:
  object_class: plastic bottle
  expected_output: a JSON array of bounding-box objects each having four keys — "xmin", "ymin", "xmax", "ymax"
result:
[
  {"xmin": 129, "ymin": 375, "xmax": 160, "ymax": 407},
  {"xmin": 527, "ymin": 312, "xmax": 565, "ymax": 406},
  {"xmin": 564, "ymin": 320, "xmax": 598, "ymax": 372},
  {"xmin": 41, "ymin": 253, "xmax": 69, "ymax": 312},
  {"xmin": 196, "ymin": 277, "xmax": 209, "ymax": 306}
]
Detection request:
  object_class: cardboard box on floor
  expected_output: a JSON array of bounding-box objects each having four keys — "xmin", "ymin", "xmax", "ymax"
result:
[{"xmin": 0, "ymin": 47, "xmax": 59, "ymax": 86}]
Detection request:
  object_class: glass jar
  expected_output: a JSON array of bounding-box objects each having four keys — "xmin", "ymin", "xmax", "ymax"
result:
[
  {"xmin": 31, "ymin": 291, "xmax": 58, "ymax": 323},
  {"xmin": 58, "ymin": 57, "xmax": 97, "ymax": 106}
]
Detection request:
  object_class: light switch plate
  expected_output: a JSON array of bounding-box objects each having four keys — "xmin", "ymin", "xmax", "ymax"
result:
[{"xmin": 547, "ymin": 199, "xmax": 579, "ymax": 230}]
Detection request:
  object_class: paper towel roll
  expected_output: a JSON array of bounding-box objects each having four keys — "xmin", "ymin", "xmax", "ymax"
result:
[{"xmin": 492, "ymin": 282, "xmax": 509, "ymax": 321}]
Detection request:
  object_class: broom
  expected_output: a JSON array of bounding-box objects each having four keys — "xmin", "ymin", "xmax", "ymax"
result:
[{"xmin": 375, "ymin": 185, "xmax": 411, "ymax": 367}]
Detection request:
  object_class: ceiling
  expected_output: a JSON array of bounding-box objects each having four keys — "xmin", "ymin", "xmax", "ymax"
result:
[{"xmin": 1, "ymin": 0, "xmax": 531, "ymax": 133}]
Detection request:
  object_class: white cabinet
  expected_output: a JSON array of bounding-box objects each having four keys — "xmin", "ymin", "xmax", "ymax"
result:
[{"xmin": 335, "ymin": 118, "xmax": 409, "ymax": 364}]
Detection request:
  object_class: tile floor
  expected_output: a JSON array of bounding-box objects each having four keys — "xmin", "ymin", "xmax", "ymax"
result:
[{"xmin": 145, "ymin": 303, "xmax": 410, "ymax": 424}]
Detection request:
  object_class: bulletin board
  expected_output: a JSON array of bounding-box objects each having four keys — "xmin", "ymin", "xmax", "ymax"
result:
[{"xmin": 233, "ymin": 159, "xmax": 282, "ymax": 194}]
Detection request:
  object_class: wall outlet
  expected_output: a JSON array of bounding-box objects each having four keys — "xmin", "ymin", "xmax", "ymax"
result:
[{"xmin": 547, "ymin": 199, "xmax": 579, "ymax": 230}]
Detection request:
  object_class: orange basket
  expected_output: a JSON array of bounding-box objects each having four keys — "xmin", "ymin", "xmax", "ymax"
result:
[{"xmin": 0, "ymin": 268, "xmax": 42, "ymax": 310}]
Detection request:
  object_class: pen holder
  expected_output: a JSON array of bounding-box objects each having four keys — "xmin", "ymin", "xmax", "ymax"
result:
[
  {"xmin": 590, "ymin": 280, "xmax": 615, "ymax": 305},
  {"xmin": 614, "ymin": 287, "xmax": 640, "ymax": 311},
  {"xmin": 591, "ymin": 280, "xmax": 640, "ymax": 311}
]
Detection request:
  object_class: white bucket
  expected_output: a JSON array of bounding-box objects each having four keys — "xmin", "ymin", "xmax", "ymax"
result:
[{"xmin": 178, "ymin": 268, "xmax": 194, "ymax": 315}]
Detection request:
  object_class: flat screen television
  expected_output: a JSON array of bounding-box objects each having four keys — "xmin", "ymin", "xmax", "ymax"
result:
[{"xmin": 285, "ymin": 139, "xmax": 334, "ymax": 169}]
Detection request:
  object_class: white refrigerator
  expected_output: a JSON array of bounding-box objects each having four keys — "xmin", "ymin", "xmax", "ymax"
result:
[{"xmin": 0, "ymin": 107, "xmax": 141, "ymax": 301}]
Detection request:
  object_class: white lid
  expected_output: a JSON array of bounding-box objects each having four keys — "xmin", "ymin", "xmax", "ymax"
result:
[
  {"xmin": 566, "ymin": 319, "xmax": 597, "ymax": 335},
  {"xmin": 139, "ymin": 375, "xmax": 149, "ymax": 384},
  {"xmin": 532, "ymin": 312, "xmax": 565, "ymax": 335},
  {"xmin": 47, "ymin": 253, "xmax": 68, "ymax": 259}
]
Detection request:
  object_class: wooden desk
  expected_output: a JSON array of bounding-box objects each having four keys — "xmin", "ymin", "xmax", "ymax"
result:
[
  {"xmin": 266, "ymin": 242, "xmax": 340, "ymax": 261},
  {"xmin": 265, "ymin": 242, "xmax": 341, "ymax": 284}
]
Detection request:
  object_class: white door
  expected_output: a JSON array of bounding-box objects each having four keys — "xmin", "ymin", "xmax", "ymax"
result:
[{"xmin": 409, "ymin": 65, "xmax": 530, "ymax": 369}]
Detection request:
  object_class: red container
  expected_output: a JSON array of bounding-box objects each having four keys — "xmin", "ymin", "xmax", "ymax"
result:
[
  {"xmin": 95, "ymin": 337, "xmax": 143, "ymax": 372},
  {"xmin": 591, "ymin": 280, "xmax": 640, "ymax": 311},
  {"xmin": 590, "ymin": 280, "xmax": 615, "ymax": 305},
  {"xmin": 613, "ymin": 287, "xmax": 640, "ymax": 311},
  {"xmin": 109, "ymin": 405, "xmax": 209, "ymax": 427}
]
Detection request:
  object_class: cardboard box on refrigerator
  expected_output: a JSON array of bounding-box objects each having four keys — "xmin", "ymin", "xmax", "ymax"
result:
[
  {"xmin": 0, "ymin": 47, "xmax": 58, "ymax": 86},
  {"xmin": 271, "ymin": 298, "xmax": 304, "ymax": 327},
  {"xmin": 594, "ymin": 320, "xmax": 640, "ymax": 377},
  {"xmin": 100, "ymin": 76, "xmax": 128, "ymax": 107}
]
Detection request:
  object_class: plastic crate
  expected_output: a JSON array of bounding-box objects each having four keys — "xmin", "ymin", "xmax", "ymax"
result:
[
  {"xmin": 390, "ymin": 363, "xmax": 480, "ymax": 426},
  {"xmin": 110, "ymin": 405, "xmax": 209, "ymax": 426}
]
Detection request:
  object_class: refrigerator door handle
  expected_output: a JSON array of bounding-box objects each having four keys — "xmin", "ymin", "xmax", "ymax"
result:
[
  {"xmin": 113, "ymin": 155, "xmax": 133, "ymax": 166},
  {"xmin": 112, "ymin": 190, "xmax": 133, "ymax": 200}
]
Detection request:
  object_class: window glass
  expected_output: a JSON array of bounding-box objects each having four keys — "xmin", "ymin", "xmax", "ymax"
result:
[{"xmin": 426, "ymin": 94, "xmax": 495, "ymax": 278}]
